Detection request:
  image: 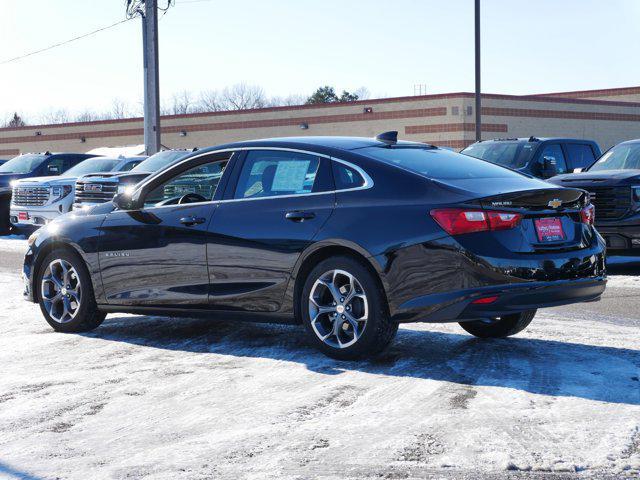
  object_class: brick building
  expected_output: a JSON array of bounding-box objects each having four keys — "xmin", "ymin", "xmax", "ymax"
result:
[{"xmin": 1, "ymin": 86, "xmax": 640, "ymax": 157}]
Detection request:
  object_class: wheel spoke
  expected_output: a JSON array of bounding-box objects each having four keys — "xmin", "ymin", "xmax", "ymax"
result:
[{"xmin": 318, "ymin": 279, "xmax": 341, "ymax": 304}]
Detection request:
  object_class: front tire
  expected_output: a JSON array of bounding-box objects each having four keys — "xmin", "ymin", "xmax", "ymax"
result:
[
  {"xmin": 459, "ymin": 310, "xmax": 536, "ymax": 338},
  {"xmin": 301, "ymin": 255, "xmax": 397, "ymax": 360},
  {"xmin": 37, "ymin": 249, "xmax": 106, "ymax": 333}
]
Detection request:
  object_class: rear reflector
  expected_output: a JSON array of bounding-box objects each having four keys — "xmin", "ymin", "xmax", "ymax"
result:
[
  {"xmin": 471, "ymin": 296, "xmax": 499, "ymax": 304},
  {"xmin": 430, "ymin": 208, "xmax": 522, "ymax": 236},
  {"xmin": 580, "ymin": 204, "xmax": 595, "ymax": 225}
]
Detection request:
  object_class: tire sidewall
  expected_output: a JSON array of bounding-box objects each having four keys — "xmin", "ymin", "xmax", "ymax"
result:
[
  {"xmin": 37, "ymin": 249, "xmax": 99, "ymax": 332},
  {"xmin": 300, "ymin": 255, "xmax": 392, "ymax": 360}
]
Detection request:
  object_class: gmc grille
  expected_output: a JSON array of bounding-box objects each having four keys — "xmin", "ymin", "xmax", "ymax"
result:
[
  {"xmin": 588, "ymin": 186, "xmax": 632, "ymax": 220},
  {"xmin": 74, "ymin": 181, "xmax": 118, "ymax": 205},
  {"xmin": 12, "ymin": 186, "xmax": 49, "ymax": 206}
]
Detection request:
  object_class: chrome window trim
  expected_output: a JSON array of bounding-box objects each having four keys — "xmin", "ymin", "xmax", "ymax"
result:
[{"xmin": 127, "ymin": 146, "xmax": 374, "ymax": 210}]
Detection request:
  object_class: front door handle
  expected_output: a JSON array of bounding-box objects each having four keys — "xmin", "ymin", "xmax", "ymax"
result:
[
  {"xmin": 180, "ymin": 216, "xmax": 206, "ymax": 226},
  {"xmin": 285, "ymin": 211, "xmax": 316, "ymax": 222}
]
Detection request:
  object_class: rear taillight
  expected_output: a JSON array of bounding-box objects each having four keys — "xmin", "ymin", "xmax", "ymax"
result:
[
  {"xmin": 580, "ymin": 204, "xmax": 595, "ymax": 225},
  {"xmin": 430, "ymin": 208, "xmax": 523, "ymax": 236}
]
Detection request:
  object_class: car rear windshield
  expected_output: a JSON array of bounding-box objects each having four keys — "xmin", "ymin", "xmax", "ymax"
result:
[
  {"xmin": 588, "ymin": 143, "xmax": 640, "ymax": 171},
  {"xmin": 461, "ymin": 141, "xmax": 536, "ymax": 169},
  {"xmin": 359, "ymin": 147, "xmax": 525, "ymax": 180},
  {"xmin": 63, "ymin": 158, "xmax": 121, "ymax": 177},
  {"xmin": 132, "ymin": 150, "xmax": 189, "ymax": 172},
  {"xmin": 0, "ymin": 154, "xmax": 48, "ymax": 174}
]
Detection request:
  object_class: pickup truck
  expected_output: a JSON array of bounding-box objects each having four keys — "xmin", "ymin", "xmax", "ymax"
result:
[
  {"xmin": 9, "ymin": 155, "xmax": 145, "ymax": 231},
  {"xmin": 0, "ymin": 152, "xmax": 96, "ymax": 234},
  {"xmin": 74, "ymin": 149, "xmax": 195, "ymax": 209},
  {"xmin": 549, "ymin": 139, "xmax": 640, "ymax": 254},
  {"xmin": 461, "ymin": 137, "xmax": 601, "ymax": 179}
]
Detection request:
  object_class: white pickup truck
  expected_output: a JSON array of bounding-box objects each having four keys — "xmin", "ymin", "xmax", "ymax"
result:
[{"xmin": 10, "ymin": 156, "xmax": 145, "ymax": 231}]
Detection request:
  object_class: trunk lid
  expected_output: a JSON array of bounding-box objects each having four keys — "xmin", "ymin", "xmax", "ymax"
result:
[{"xmin": 461, "ymin": 188, "xmax": 592, "ymax": 254}]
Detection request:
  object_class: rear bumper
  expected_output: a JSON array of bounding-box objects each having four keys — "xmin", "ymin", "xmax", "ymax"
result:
[
  {"xmin": 379, "ymin": 232, "xmax": 607, "ymax": 323},
  {"xmin": 393, "ymin": 276, "xmax": 606, "ymax": 323}
]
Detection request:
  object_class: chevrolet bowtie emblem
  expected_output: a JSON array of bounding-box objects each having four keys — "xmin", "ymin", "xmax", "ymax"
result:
[{"xmin": 548, "ymin": 199, "xmax": 563, "ymax": 208}]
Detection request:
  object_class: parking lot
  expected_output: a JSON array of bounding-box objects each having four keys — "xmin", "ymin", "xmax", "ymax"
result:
[{"xmin": 1, "ymin": 236, "xmax": 638, "ymax": 480}]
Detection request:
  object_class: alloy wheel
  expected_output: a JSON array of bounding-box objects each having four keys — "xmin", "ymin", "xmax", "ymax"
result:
[
  {"xmin": 41, "ymin": 259, "xmax": 82, "ymax": 324},
  {"xmin": 308, "ymin": 269, "xmax": 368, "ymax": 349}
]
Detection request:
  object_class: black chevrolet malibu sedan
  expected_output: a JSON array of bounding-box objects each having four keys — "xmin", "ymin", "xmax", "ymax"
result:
[{"xmin": 23, "ymin": 133, "xmax": 607, "ymax": 359}]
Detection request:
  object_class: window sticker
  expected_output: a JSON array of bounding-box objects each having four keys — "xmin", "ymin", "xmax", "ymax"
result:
[{"xmin": 272, "ymin": 160, "xmax": 311, "ymax": 191}]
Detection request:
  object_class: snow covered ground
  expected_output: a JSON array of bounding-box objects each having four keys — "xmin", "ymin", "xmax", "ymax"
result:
[
  {"xmin": 0, "ymin": 235, "xmax": 27, "ymax": 254},
  {"xmin": 0, "ymin": 244, "xmax": 639, "ymax": 479}
]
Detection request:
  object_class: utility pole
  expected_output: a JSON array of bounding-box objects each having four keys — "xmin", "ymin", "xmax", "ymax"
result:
[
  {"xmin": 474, "ymin": 0, "xmax": 481, "ymax": 142},
  {"xmin": 142, "ymin": 0, "xmax": 161, "ymax": 154}
]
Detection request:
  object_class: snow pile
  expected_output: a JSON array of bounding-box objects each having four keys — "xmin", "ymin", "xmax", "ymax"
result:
[{"xmin": 0, "ymin": 273, "xmax": 638, "ymax": 478}]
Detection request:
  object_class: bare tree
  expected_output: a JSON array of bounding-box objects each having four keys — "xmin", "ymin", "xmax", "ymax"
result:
[
  {"xmin": 267, "ymin": 94, "xmax": 306, "ymax": 107},
  {"xmin": 110, "ymin": 98, "xmax": 131, "ymax": 119},
  {"xmin": 354, "ymin": 87, "xmax": 371, "ymax": 100},
  {"xmin": 74, "ymin": 110, "xmax": 102, "ymax": 123},
  {"xmin": 170, "ymin": 90, "xmax": 197, "ymax": 115},
  {"xmin": 220, "ymin": 83, "xmax": 267, "ymax": 110},
  {"xmin": 40, "ymin": 108, "xmax": 70, "ymax": 124},
  {"xmin": 199, "ymin": 89, "xmax": 223, "ymax": 112}
]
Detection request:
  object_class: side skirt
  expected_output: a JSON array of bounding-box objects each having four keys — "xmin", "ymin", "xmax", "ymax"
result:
[{"xmin": 97, "ymin": 304, "xmax": 295, "ymax": 324}]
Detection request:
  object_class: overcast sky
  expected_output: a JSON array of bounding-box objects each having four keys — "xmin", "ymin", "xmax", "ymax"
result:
[{"xmin": 1, "ymin": 0, "xmax": 639, "ymax": 122}]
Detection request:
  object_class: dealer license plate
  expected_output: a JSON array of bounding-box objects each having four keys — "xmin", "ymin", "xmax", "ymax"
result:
[{"xmin": 534, "ymin": 217, "xmax": 565, "ymax": 242}]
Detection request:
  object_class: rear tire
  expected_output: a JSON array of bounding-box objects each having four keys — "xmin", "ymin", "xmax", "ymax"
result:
[
  {"xmin": 459, "ymin": 310, "xmax": 536, "ymax": 338},
  {"xmin": 37, "ymin": 249, "xmax": 106, "ymax": 333},
  {"xmin": 301, "ymin": 255, "xmax": 397, "ymax": 360}
]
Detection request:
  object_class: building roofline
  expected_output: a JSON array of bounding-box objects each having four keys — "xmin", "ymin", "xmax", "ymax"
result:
[
  {"xmin": 530, "ymin": 85, "xmax": 640, "ymax": 99},
  {"xmin": 2, "ymin": 89, "xmax": 640, "ymax": 134}
]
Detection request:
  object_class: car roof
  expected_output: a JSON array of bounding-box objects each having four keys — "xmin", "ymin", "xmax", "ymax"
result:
[
  {"xmin": 194, "ymin": 136, "xmax": 429, "ymax": 154},
  {"xmin": 468, "ymin": 137, "xmax": 598, "ymax": 144},
  {"xmin": 614, "ymin": 138, "xmax": 640, "ymax": 146}
]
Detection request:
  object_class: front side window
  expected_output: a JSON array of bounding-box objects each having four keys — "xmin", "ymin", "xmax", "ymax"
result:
[
  {"xmin": 539, "ymin": 144, "xmax": 568, "ymax": 174},
  {"xmin": 234, "ymin": 151, "xmax": 321, "ymax": 199},
  {"xmin": 143, "ymin": 159, "xmax": 228, "ymax": 208},
  {"xmin": 588, "ymin": 143, "xmax": 640, "ymax": 172},
  {"xmin": 45, "ymin": 157, "xmax": 66, "ymax": 175}
]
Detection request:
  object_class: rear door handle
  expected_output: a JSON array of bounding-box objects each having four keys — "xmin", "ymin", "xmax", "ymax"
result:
[
  {"xmin": 285, "ymin": 211, "xmax": 316, "ymax": 222},
  {"xmin": 180, "ymin": 216, "xmax": 206, "ymax": 226}
]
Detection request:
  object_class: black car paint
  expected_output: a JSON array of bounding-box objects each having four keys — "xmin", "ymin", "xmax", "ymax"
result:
[{"xmin": 24, "ymin": 138, "xmax": 606, "ymax": 326}]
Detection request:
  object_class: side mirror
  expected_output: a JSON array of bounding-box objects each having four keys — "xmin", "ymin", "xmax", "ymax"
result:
[
  {"xmin": 112, "ymin": 192, "xmax": 139, "ymax": 211},
  {"xmin": 541, "ymin": 156, "xmax": 558, "ymax": 178}
]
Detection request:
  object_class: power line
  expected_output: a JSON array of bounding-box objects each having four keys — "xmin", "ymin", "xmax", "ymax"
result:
[{"xmin": 0, "ymin": 18, "xmax": 134, "ymax": 66}]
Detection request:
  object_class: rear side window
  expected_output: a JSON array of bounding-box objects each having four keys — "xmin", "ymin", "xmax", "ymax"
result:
[
  {"xmin": 333, "ymin": 162, "xmax": 365, "ymax": 189},
  {"xmin": 234, "ymin": 150, "xmax": 322, "ymax": 199},
  {"xmin": 359, "ymin": 147, "xmax": 525, "ymax": 180},
  {"xmin": 565, "ymin": 144, "xmax": 596, "ymax": 171}
]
